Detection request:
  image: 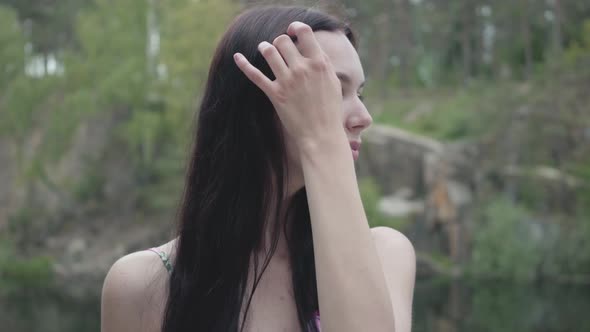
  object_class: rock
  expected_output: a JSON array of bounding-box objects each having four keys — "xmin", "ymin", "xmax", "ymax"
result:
[
  {"xmin": 447, "ymin": 181, "xmax": 472, "ymax": 207},
  {"xmin": 357, "ymin": 124, "xmax": 444, "ymax": 196},
  {"xmin": 496, "ymin": 165, "xmax": 584, "ymax": 211},
  {"xmin": 378, "ymin": 188, "xmax": 425, "ymax": 218},
  {"xmin": 357, "ymin": 124, "xmax": 477, "ymax": 267},
  {"xmin": 502, "ymin": 165, "xmax": 582, "ymax": 188},
  {"xmin": 66, "ymin": 238, "xmax": 87, "ymax": 261},
  {"xmin": 378, "ymin": 196, "xmax": 424, "ymax": 218}
]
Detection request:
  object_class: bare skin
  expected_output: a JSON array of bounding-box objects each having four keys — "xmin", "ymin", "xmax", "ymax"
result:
[{"xmin": 101, "ymin": 22, "xmax": 415, "ymax": 332}]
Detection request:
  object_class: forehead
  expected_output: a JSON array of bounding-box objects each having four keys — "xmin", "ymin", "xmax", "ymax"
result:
[{"xmin": 314, "ymin": 30, "xmax": 365, "ymax": 85}]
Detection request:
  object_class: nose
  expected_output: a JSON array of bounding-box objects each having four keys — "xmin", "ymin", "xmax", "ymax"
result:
[{"xmin": 345, "ymin": 102, "xmax": 373, "ymax": 135}]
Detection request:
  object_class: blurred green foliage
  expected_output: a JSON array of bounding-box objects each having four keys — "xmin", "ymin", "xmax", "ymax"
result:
[
  {"xmin": 371, "ymin": 20, "xmax": 590, "ymax": 281},
  {"xmin": 0, "ymin": 0, "xmax": 237, "ymax": 213},
  {"xmin": 0, "ymin": 240, "xmax": 55, "ymax": 294},
  {"xmin": 468, "ymin": 197, "xmax": 542, "ymax": 282},
  {"xmin": 0, "ymin": 0, "xmax": 588, "ymax": 285},
  {"xmin": 467, "ymin": 281, "xmax": 590, "ymax": 332},
  {"xmin": 0, "ymin": 3, "xmax": 588, "ymax": 331},
  {"xmin": 371, "ymin": 86, "xmax": 494, "ymax": 141},
  {"xmin": 359, "ymin": 177, "xmax": 411, "ymax": 231}
]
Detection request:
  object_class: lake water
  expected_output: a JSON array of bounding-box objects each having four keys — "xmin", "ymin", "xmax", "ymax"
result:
[{"xmin": 2, "ymin": 279, "xmax": 589, "ymax": 331}]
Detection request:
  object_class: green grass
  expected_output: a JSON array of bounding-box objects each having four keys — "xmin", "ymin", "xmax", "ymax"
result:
[
  {"xmin": 0, "ymin": 240, "xmax": 55, "ymax": 294},
  {"xmin": 369, "ymin": 84, "xmax": 514, "ymax": 141}
]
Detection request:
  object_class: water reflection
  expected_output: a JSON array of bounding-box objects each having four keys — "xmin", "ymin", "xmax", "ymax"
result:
[
  {"xmin": 414, "ymin": 279, "xmax": 590, "ymax": 332},
  {"xmin": 0, "ymin": 288, "xmax": 100, "ymax": 332},
  {"xmin": 1, "ymin": 279, "xmax": 589, "ymax": 331}
]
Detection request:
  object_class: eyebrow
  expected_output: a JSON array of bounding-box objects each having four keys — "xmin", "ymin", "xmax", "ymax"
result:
[{"xmin": 336, "ymin": 72, "xmax": 365, "ymax": 89}]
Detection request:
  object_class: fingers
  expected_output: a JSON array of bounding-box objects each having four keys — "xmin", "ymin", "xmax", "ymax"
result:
[
  {"xmin": 272, "ymin": 34, "xmax": 300, "ymax": 67},
  {"xmin": 233, "ymin": 52, "xmax": 274, "ymax": 95},
  {"xmin": 286, "ymin": 21, "xmax": 322, "ymax": 59},
  {"xmin": 258, "ymin": 41, "xmax": 289, "ymax": 79},
  {"xmin": 233, "ymin": 22, "xmax": 323, "ymax": 97}
]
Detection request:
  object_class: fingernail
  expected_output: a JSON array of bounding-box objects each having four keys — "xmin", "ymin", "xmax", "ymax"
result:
[
  {"xmin": 258, "ymin": 41, "xmax": 269, "ymax": 51},
  {"xmin": 234, "ymin": 53, "xmax": 242, "ymax": 61},
  {"xmin": 287, "ymin": 22, "xmax": 301, "ymax": 35}
]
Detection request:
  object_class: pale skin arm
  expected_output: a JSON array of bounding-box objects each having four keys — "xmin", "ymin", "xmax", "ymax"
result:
[
  {"xmin": 101, "ymin": 251, "xmax": 167, "ymax": 332},
  {"xmin": 302, "ymin": 139, "xmax": 414, "ymax": 332},
  {"xmin": 234, "ymin": 21, "xmax": 415, "ymax": 332},
  {"xmin": 371, "ymin": 227, "xmax": 416, "ymax": 332}
]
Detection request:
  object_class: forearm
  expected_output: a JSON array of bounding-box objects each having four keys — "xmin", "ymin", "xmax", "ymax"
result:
[{"xmin": 300, "ymin": 137, "xmax": 396, "ymax": 332}]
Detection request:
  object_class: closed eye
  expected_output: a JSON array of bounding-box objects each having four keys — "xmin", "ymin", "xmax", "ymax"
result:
[{"xmin": 336, "ymin": 72, "xmax": 366, "ymax": 98}]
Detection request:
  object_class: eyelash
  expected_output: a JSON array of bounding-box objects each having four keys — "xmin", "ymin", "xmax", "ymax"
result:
[{"xmin": 342, "ymin": 89, "xmax": 365, "ymax": 102}]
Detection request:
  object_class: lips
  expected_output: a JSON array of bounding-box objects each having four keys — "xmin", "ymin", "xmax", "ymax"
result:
[{"xmin": 350, "ymin": 141, "xmax": 361, "ymax": 160}]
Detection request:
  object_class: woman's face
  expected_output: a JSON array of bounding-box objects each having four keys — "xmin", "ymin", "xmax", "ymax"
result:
[{"xmin": 284, "ymin": 30, "xmax": 372, "ymax": 183}]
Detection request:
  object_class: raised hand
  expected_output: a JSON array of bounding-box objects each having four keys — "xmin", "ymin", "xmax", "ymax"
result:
[{"xmin": 233, "ymin": 21, "xmax": 347, "ymax": 152}]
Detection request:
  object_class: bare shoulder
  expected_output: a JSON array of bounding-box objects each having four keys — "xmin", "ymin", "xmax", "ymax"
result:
[
  {"xmin": 371, "ymin": 226, "xmax": 416, "ymax": 260},
  {"xmin": 101, "ymin": 250, "xmax": 167, "ymax": 302},
  {"xmin": 102, "ymin": 238, "xmax": 177, "ymax": 301},
  {"xmin": 369, "ymin": 228, "xmax": 416, "ymax": 293},
  {"xmin": 370, "ymin": 227, "xmax": 416, "ymax": 332},
  {"xmin": 100, "ymin": 238, "xmax": 177, "ymax": 332}
]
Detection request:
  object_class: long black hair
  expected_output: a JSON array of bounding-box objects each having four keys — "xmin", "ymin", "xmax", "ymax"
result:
[{"xmin": 162, "ymin": 5, "xmax": 357, "ymax": 332}]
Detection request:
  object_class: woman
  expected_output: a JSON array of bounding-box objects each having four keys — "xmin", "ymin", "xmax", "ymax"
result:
[{"xmin": 101, "ymin": 5, "xmax": 415, "ymax": 332}]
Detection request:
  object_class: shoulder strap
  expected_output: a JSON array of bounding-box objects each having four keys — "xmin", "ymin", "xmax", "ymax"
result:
[{"xmin": 148, "ymin": 247, "xmax": 173, "ymax": 273}]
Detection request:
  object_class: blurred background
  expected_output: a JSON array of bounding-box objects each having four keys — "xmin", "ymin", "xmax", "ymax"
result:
[{"xmin": 0, "ymin": 0, "xmax": 589, "ymax": 331}]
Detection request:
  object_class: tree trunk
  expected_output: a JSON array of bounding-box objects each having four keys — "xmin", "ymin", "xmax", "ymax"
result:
[
  {"xmin": 461, "ymin": 1, "xmax": 474, "ymax": 84},
  {"xmin": 553, "ymin": 0, "xmax": 564, "ymax": 55},
  {"xmin": 521, "ymin": 0, "xmax": 533, "ymax": 80},
  {"xmin": 394, "ymin": 0, "xmax": 414, "ymax": 89},
  {"xmin": 373, "ymin": 12, "xmax": 393, "ymax": 98}
]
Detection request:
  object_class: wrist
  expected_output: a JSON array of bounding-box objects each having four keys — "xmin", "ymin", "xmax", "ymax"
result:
[{"xmin": 297, "ymin": 131, "xmax": 350, "ymax": 163}]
